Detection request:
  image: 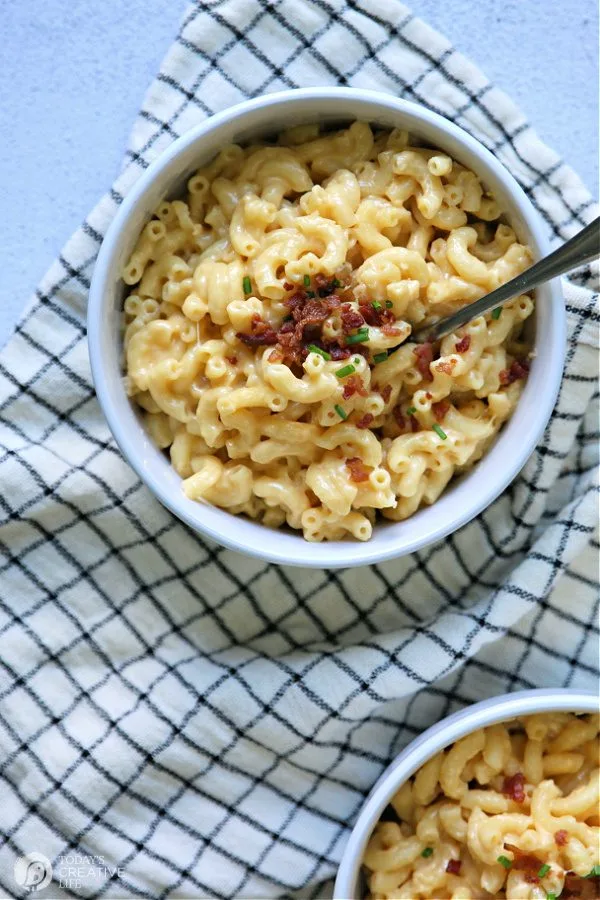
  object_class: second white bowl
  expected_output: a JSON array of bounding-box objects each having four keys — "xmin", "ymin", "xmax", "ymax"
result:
[{"xmin": 334, "ymin": 688, "xmax": 598, "ymax": 898}]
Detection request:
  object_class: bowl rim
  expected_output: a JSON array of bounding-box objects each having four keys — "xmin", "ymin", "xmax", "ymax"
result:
[
  {"xmin": 88, "ymin": 86, "xmax": 566, "ymax": 568},
  {"xmin": 333, "ymin": 687, "xmax": 599, "ymax": 898}
]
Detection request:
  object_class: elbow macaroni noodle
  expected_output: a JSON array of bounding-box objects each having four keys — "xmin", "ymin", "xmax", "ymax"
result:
[
  {"xmin": 123, "ymin": 122, "xmax": 535, "ymax": 541},
  {"xmin": 363, "ymin": 712, "xmax": 600, "ymax": 899}
]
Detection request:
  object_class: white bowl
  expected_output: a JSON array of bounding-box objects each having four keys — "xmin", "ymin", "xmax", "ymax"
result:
[
  {"xmin": 334, "ymin": 688, "xmax": 598, "ymax": 898},
  {"xmin": 88, "ymin": 87, "xmax": 565, "ymax": 568}
]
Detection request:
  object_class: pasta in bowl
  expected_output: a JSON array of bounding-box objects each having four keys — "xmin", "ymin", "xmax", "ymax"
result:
[
  {"xmin": 122, "ymin": 121, "xmax": 534, "ymax": 543},
  {"xmin": 334, "ymin": 690, "xmax": 599, "ymax": 900},
  {"xmin": 88, "ymin": 88, "xmax": 565, "ymax": 567}
]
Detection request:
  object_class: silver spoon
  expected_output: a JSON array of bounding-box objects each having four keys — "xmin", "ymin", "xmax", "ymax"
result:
[{"xmin": 411, "ymin": 216, "xmax": 600, "ymax": 344}]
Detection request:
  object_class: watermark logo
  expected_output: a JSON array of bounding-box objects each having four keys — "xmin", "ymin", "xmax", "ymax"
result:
[
  {"xmin": 14, "ymin": 852, "xmax": 125, "ymax": 892},
  {"xmin": 57, "ymin": 854, "xmax": 124, "ymax": 890},
  {"xmin": 14, "ymin": 853, "xmax": 53, "ymax": 892}
]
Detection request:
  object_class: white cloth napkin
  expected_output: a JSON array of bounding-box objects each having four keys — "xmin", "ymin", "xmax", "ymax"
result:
[{"xmin": 0, "ymin": 1, "xmax": 598, "ymax": 897}]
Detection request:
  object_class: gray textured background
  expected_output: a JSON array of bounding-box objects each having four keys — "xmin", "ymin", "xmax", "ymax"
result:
[{"xmin": 1, "ymin": 0, "xmax": 598, "ymax": 350}]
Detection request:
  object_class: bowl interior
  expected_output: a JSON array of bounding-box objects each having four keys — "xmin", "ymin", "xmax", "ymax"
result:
[{"xmin": 89, "ymin": 89, "xmax": 564, "ymax": 568}]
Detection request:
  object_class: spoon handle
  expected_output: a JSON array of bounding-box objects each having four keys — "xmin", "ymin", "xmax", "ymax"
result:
[{"xmin": 413, "ymin": 216, "xmax": 600, "ymax": 343}]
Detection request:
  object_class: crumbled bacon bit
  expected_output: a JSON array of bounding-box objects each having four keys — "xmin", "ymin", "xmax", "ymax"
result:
[
  {"xmin": 266, "ymin": 288, "xmax": 346, "ymax": 368},
  {"xmin": 314, "ymin": 274, "xmax": 338, "ymax": 297},
  {"xmin": 284, "ymin": 292, "xmax": 305, "ymax": 314},
  {"xmin": 276, "ymin": 330, "xmax": 303, "ymax": 366},
  {"xmin": 562, "ymin": 870, "xmax": 596, "ymax": 898},
  {"xmin": 425, "ymin": 392, "xmax": 432, "ymax": 400},
  {"xmin": 413, "ymin": 342, "xmax": 434, "ymax": 381},
  {"xmin": 286, "ymin": 294, "xmax": 339, "ymax": 347},
  {"xmin": 346, "ymin": 458, "xmax": 369, "ymax": 483},
  {"xmin": 340, "ymin": 304, "xmax": 365, "ymax": 332},
  {"xmin": 342, "ymin": 375, "xmax": 368, "ymax": 400},
  {"xmin": 237, "ymin": 314, "xmax": 279, "ymax": 345},
  {"xmin": 356, "ymin": 413, "xmax": 374, "ymax": 430},
  {"xmin": 295, "ymin": 299, "xmax": 330, "ymax": 330},
  {"xmin": 351, "ymin": 345, "xmax": 371, "ymax": 361},
  {"xmin": 237, "ymin": 328, "xmax": 278, "ymax": 346},
  {"xmin": 359, "ymin": 302, "xmax": 394, "ymax": 328},
  {"xmin": 446, "ymin": 860, "xmax": 461, "ymax": 875},
  {"xmin": 511, "ymin": 359, "xmax": 530, "ymax": 379},
  {"xmin": 268, "ymin": 347, "xmax": 284, "ymax": 363},
  {"xmin": 379, "ymin": 385, "xmax": 392, "ymax": 403},
  {"xmin": 502, "ymin": 772, "xmax": 526, "ymax": 803},
  {"xmin": 328, "ymin": 345, "xmax": 352, "ymax": 360},
  {"xmin": 393, "ymin": 407, "xmax": 406, "ymax": 430},
  {"xmin": 437, "ymin": 359, "xmax": 456, "ymax": 375},
  {"xmin": 508, "ymin": 848, "xmax": 541, "ymax": 883},
  {"xmin": 455, "ymin": 334, "xmax": 471, "ymax": 353},
  {"xmin": 432, "ymin": 400, "xmax": 450, "ymax": 421},
  {"xmin": 381, "ymin": 323, "xmax": 403, "ymax": 337},
  {"xmin": 393, "ymin": 407, "xmax": 418, "ymax": 432},
  {"xmin": 554, "ymin": 829, "xmax": 568, "ymax": 846},
  {"xmin": 511, "ymin": 852, "xmax": 541, "ymax": 872},
  {"xmin": 500, "ymin": 358, "xmax": 530, "ymax": 385},
  {"xmin": 226, "ymin": 355, "xmax": 237, "ymax": 365},
  {"xmin": 239, "ymin": 277, "xmax": 404, "ymax": 374}
]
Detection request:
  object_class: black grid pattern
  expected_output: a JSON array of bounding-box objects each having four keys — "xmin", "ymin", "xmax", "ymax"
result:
[{"xmin": 0, "ymin": 1, "xmax": 598, "ymax": 897}]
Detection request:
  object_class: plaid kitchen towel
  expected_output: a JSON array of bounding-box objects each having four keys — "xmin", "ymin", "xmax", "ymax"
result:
[{"xmin": 0, "ymin": 1, "xmax": 598, "ymax": 897}]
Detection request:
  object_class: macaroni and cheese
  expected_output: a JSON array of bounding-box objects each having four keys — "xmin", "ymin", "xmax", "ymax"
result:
[
  {"xmin": 122, "ymin": 122, "xmax": 534, "ymax": 541},
  {"xmin": 363, "ymin": 712, "xmax": 600, "ymax": 899}
]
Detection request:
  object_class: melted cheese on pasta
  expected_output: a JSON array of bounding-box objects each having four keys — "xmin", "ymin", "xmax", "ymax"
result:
[
  {"xmin": 363, "ymin": 712, "xmax": 600, "ymax": 899},
  {"xmin": 123, "ymin": 122, "xmax": 534, "ymax": 541}
]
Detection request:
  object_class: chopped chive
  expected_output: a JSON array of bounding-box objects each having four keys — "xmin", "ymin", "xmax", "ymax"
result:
[
  {"xmin": 538, "ymin": 865, "xmax": 551, "ymax": 879},
  {"xmin": 308, "ymin": 344, "xmax": 331, "ymax": 360},
  {"xmin": 353, "ymin": 357, "xmax": 361, "ymax": 365},
  {"xmin": 283, "ymin": 314, "xmax": 293, "ymax": 322},
  {"xmin": 546, "ymin": 893, "xmax": 557, "ymax": 900},
  {"xmin": 333, "ymin": 278, "xmax": 342, "ymax": 287},
  {"xmin": 242, "ymin": 276, "xmax": 252, "ymax": 294},
  {"xmin": 346, "ymin": 329, "xmax": 370, "ymax": 345},
  {"xmin": 405, "ymin": 406, "xmax": 417, "ymax": 416},
  {"xmin": 306, "ymin": 290, "xmax": 316, "ymax": 298},
  {"xmin": 585, "ymin": 865, "xmax": 600, "ymax": 878},
  {"xmin": 373, "ymin": 352, "xmax": 388, "ymax": 364},
  {"xmin": 335, "ymin": 364, "xmax": 356, "ymax": 378},
  {"xmin": 303, "ymin": 274, "xmax": 311, "ymax": 287},
  {"xmin": 385, "ymin": 300, "xmax": 393, "ymax": 308},
  {"xmin": 421, "ymin": 847, "xmax": 433, "ymax": 858},
  {"xmin": 372, "ymin": 300, "xmax": 383, "ymax": 310},
  {"xmin": 432, "ymin": 423, "xmax": 447, "ymax": 440},
  {"xmin": 491, "ymin": 306, "xmax": 502, "ymax": 320},
  {"xmin": 497, "ymin": 856, "xmax": 512, "ymax": 870},
  {"xmin": 334, "ymin": 404, "xmax": 347, "ymax": 420}
]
